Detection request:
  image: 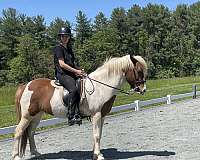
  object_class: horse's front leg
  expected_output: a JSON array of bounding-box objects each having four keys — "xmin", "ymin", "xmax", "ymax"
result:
[{"xmin": 92, "ymin": 112, "xmax": 104, "ymax": 160}]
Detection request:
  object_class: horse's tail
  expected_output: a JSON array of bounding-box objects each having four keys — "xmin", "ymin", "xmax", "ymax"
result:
[
  {"xmin": 15, "ymin": 84, "xmax": 26, "ymax": 123},
  {"xmin": 15, "ymin": 84, "xmax": 28, "ymax": 157}
]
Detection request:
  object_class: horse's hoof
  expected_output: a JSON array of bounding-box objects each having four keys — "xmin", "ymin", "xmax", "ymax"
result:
[
  {"xmin": 93, "ymin": 153, "xmax": 104, "ymax": 160},
  {"xmin": 13, "ymin": 155, "xmax": 22, "ymax": 160},
  {"xmin": 33, "ymin": 151, "xmax": 41, "ymax": 156},
  {"xmin": 31, "ymin": 150, "xmax": 41, "ymax": 157}
]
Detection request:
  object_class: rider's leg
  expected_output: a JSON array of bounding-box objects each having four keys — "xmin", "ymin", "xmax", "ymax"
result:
[{"xmin": 57, "ymin": 74, "xmax": 81, "ymax": 125}]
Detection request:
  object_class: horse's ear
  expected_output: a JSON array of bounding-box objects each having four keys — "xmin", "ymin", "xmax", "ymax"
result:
[{"xmin": 130, "ymin": 55, "xmax": 138, "ymax": 65}]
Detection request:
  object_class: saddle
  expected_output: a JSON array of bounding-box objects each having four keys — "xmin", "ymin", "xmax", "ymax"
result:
[{"xmin": 50, "ymin": 78, "xmax": 83, "ymax": 105}]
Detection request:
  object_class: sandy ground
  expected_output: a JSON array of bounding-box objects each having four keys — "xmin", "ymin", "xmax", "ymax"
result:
[{"xmin": 1, "ymin": 98, "xmax": 200, "ymax": 160}]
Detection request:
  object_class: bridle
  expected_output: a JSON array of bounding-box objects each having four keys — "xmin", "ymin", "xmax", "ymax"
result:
[{"xmin": 132, "ymin": 68, "xmax": 146, "ymax": 85}]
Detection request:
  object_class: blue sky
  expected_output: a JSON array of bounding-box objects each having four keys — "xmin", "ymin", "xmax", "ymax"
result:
[{"xmin": 0, "ymin": 0, "xmax": 199, "ymax": 26}]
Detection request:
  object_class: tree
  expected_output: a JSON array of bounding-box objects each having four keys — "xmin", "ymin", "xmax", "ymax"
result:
[
  {"xmin": 93, "ymin": 12, "xmax": 108, "ymax": 32},
  {"xmin": 7, "ymin": 34, "xmax": 54, "ymax": 83},
  {"xmin": 0, "ymin": 8, "xmax": 22, "ymax": 66},
  {"xmin": 170, "ymin": 4, "xmax": 192, "ymax": 76},
  {"xmin": 126, "ymin": 4, "xmax": 143, "ymax": 55},
  {"xmin": 75, "ymin": 11, "xmax": 92, "ymax": 46},
  {"xmin": 110, "ymin": 7, "xmax": 128, "ymax": 56},
  {"xmin": 75, "ymin": 27, "xmax": 119, "ymax": 72},
  {"xmin": 141, "ymin": 4, "xmax": 172, "ymax": 78}
]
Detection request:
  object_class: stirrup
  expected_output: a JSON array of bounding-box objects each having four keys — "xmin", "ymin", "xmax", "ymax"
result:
[
  {"xmin": 68, "ymin": 114, "xmax": 82, "ymax": 126},
  {"xmin": 54, "ymin": 79, "xmax": 62, "ymax": 86}
]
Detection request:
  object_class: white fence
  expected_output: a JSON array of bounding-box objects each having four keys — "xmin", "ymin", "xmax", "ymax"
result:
[{"xmin": 0, "ymin": 85, "xmax": 199, "ymax": 135}]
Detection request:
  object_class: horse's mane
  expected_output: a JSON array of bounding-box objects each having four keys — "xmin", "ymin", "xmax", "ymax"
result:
[{"xmin": 94, "ymin": 55, "xmax": 147, "ymax": 77}]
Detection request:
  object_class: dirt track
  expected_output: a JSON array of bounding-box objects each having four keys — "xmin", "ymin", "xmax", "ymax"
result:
[{"xmin": 1, "ymin": 98, "xmax": 200, "ymax": 160}]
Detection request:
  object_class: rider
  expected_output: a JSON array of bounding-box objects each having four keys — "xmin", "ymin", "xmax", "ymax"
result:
[{"xmin": 53, "ymin": 26, "xmax": 85, "ymax": 126}]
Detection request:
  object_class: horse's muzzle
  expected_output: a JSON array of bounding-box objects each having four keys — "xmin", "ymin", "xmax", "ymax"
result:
[
  {"xmin": 129, "ymin": 87, "xmax": 146, "ymax": 95},
  {"xmin": 140, "ymin": 89, "xmax": 146, "ymax": 95}
]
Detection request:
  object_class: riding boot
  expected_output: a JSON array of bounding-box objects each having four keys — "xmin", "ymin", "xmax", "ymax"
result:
[
  {"xmin": 68, "ymin": 102, "xmax": 82, "ymax": 126},
  {"xmin": 63, "ymin": 94, "xmax": 75, "ymax": 125},
  {"xmin": 63, "ymin": 94, "xmax": 70, "ymax": 107}
]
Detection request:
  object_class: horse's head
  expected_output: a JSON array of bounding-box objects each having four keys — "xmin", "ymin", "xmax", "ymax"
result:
[{"xmin": 125, "ymin": 55, "xmax": 147, "ymax": 95}]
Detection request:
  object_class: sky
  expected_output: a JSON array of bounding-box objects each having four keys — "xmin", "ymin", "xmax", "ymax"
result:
[{"xmin": 0, "ymin": 0, "xmax": 199, "ymax": 26}]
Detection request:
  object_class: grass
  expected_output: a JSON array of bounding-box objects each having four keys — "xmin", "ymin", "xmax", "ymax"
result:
[
  {"xmin": 0, "ymin": 85, "xmax": 16, "ymax": 106},
  {"xmin": 114, "ymin": 76, "xmax": 200, "ymax": 106},
  {"xmin": 0, "ymin": 76, "xmax": 200, "ymax": 132}
]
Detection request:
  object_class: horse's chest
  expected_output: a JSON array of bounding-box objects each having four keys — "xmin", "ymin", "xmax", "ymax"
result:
[
  {"xmin": 79, "ymin": 98, "xmax": 91, "ymax": 116},
  {"xmin": 50, "ymin": 88, "xmax": 67, "ymax": 118}
]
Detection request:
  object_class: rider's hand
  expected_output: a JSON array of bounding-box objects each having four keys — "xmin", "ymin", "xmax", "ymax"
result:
[
  {"xmin": 81, "ymin": 69, "xmax": 87, "ymax": 77},
  {"xmin": 75, "ymin": 69, "xmax": 86, "ymax": 77}
]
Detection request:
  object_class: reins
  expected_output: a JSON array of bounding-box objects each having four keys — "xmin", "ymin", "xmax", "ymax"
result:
[{"xmin": 85, "ymin": 75, "xmax": 130, "ymax": 95}]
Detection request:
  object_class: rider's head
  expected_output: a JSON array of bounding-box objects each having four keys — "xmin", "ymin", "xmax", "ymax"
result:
[{"xmin": 58, "ymin": 27, "xmax": 72, "ymax": 44}]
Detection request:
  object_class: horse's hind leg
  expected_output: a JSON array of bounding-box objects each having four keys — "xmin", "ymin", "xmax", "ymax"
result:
[
  {"xmin": 12, "ymin": 116, "xmax": 32, "ymax": 159},
  {"xmin": 15, "ymin": 116, "xmax": 32, "ymax": 139},
  {"xmin": 28, "ymin": 112, "xmax": 43, "ymax": 157}
]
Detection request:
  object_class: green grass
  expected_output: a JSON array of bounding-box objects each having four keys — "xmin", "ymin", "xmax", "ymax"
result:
[
  {"xmin": 114, "ymin": 76, "xmax": 200, "ymax": 106},
  {"xmin": 1, "ymin": 76, "xmax": 200, "ymax": 129},
  {"xmin": 0, "ymin": 105, "xmax": 16, "ymax": 127},
  {"xmin": 0, "ymin": 85, "xmax": 17, "ymax": 106}
]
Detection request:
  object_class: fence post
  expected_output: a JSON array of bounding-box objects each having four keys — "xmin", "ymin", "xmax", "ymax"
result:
[
  {"xmin": 167, "ymin": 95, "xmax": 171, "ymax": 104},
  {"xmin": 193, "ymin": 84, "xmax": 197, "ymax": 99},
  {"xmin": 134, "ymin": 100, "xmax": 140, "ymax": 111}
]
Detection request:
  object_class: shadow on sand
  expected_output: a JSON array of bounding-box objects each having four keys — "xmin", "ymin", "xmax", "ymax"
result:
[{"xmin": 29, "ymin": 148, "xmax": 175, "ymax": 160}]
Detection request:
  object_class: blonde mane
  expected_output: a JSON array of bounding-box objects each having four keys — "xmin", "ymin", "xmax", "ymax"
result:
[{"xmin": 95, "ymin": 55, "xmax": 147, "ymax": 76}]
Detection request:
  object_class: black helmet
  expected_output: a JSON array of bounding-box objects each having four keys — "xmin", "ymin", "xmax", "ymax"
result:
[{"xmin": 58, "ymin": 27, "xmax": 71, "ymax": 36}]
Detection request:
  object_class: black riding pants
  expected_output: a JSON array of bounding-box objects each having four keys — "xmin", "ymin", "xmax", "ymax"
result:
[{"xmin": 57, "ymin": 73, "xmax": 80, "ymax": 106}]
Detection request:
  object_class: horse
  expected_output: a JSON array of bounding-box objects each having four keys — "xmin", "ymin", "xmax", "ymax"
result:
[{"xmin": 12, "ymin": 54, "xmax": 147, "ymax": 160}]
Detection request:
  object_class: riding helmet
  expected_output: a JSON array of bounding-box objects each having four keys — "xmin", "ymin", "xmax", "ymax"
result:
[{"xmin": 58, "ymin": 27, "xmax": 72, "ymax": 36}]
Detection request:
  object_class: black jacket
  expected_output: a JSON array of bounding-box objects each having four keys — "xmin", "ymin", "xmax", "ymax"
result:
[{"xmin": 53, "ymin": 44, "xmax": 77, "ymax": 77}]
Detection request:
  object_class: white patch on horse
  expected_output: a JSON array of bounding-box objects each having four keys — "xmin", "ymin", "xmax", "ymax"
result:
[
  {"xmin": 50, "ymin": 87, "xmax": 68, "ymax": 118},
  {"xmin": 20, "ymin": 81, "xmax": 33, "ymax": 116}
]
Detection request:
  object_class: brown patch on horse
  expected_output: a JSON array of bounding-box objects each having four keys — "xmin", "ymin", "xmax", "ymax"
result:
[
  {"xmin": 125, "ymin": 61, "xmax": 145, "ymax": 88},
  {"xmin": 101, "ymin": 95, "xmax": 116, "ymax": 117},
  {"xmin": 28, "ymin": 78, "xmax": 54, "ymax": 116},
  {"xmin": 15, "ymin": 84, "xmax": 26, "ymax": 123},
  {"xmin": 125, "ymin": 68, "xmax": 136, "ymax": 88}
]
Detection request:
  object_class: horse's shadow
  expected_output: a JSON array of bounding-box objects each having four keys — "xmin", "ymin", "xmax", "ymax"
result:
[{"xmin": 29, "ymin": 148, "xmax": 175, "ymax": 160}]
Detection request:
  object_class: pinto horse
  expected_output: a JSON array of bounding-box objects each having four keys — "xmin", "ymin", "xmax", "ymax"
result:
[{"xmin": 12, "ymin": 55, "xmax": 147, "ymax": 160}]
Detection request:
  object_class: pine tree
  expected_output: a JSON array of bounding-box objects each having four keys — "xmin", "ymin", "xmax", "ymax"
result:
[
  {"xmin": 93, "ymin": 12, "xmax": 108, "ymax": 32},
  {"xmin": 75, "ymin": 10, "xmax": 92, "ymax": 46}
]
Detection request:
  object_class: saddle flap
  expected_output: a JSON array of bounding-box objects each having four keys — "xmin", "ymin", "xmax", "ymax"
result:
[
  {"xmin": 50, "ymin": 80, "xmax": 63, "ymax": 88},
  {"xmin": 50, "ymin": 80, "xmax": 69, "ymax": 99},
  {"xmin": 50, "ymin": 79, "xmax": 84, "ymax": 103}
]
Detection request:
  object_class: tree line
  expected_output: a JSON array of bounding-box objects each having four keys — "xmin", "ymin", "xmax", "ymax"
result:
[{"xmin": 0, "ymin": 2, "xmax": 200, "ymax": 86}]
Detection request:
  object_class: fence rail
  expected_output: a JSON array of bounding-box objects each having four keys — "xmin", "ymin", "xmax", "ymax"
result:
[{"xmin": 0, "ymin": 85, "xmax": 199, "ymax": 136}]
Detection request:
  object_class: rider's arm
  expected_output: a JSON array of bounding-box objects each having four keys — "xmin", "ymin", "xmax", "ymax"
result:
[{"xmin": 58, "ymin": 59, "xmax": 81, "ymax": 75}]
